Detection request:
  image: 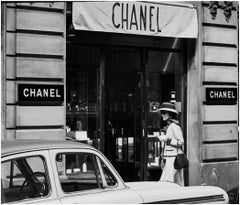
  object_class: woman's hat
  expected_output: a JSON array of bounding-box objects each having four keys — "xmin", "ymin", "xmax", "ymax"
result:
[{"xmin": 158, "ymin": 102, "xmax": 178, "ymax": 114}]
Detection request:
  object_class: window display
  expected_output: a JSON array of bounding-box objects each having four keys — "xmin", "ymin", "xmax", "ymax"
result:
[
  {"xmin": 66, "ymin": 46, "xmax": 101, "ymax": 148},
  {"xmin": 66, "ymin": 35, "xmax": 186, "ymax": 181}
]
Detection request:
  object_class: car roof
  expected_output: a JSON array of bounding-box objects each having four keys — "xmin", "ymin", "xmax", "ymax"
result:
[{"xmin": 1, "ymin": 139, "xmax": 94, "ymax": 157}]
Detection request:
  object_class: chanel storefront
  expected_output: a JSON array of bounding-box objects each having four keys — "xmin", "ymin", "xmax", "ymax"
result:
[
  {"xmin": 66, "ymin": 1, "xmax": 197, "ymax": 182},
  {"xmin": 1, "ymin": 1, "xmax": 238, "ymax": 192}
]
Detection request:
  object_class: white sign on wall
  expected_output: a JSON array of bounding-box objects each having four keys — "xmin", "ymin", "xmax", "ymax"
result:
[{"xmin": 73, "ymin": 1, "xmax": 198, "ymax": 38}]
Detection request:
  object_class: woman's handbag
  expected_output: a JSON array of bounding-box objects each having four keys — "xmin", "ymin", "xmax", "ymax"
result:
[{"xmin": 174, "ymin": 145, "xmax": 189, "ymax": 169}]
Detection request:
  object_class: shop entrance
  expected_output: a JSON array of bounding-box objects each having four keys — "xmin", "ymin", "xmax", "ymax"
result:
[
  {"xmin": 66, "ymin": 32, "xmax": 186, "ymax": 182},
  {"xmin": 104, "ymin": 48, "xmax": 148, "ymax": 181},
  {"xmin": 104, "ymin": 46, "xmax": 186, "ymax": 181}
]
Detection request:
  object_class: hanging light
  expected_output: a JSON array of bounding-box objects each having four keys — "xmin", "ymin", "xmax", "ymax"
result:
[{"xmin": 170, "ymin": 91, "xmax": 176, "ymax": 103}]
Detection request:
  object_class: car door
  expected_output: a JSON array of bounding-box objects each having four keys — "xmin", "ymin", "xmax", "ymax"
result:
[
  {"xmin": 49, "ymin": 148, "xmax": 143, "ymax": 204},
  {"xmin": 1, "ymin": 150, "xmax": 60, "ymax": 204}
]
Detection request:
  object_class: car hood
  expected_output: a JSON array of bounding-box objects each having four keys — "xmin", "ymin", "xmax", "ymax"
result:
[
  {"xmin": 125, "ymin": 181, "xmax": 229, "ymax": 204},
  {"xmin": 125, "ymin": 181, "xmax": 180, "ymax": 191}
]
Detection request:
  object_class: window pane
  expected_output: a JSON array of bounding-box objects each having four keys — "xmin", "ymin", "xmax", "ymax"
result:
[
  {"xmin": 66, "ymin": 46, "xmax": 101, "ymax": 149},
  {"xmin": 99, "ymin": 159, "xmax": 117, "ymax": 187},
  {"xmin": 56, "ymin": 152, "xmax": 102, "ymax": 193},
  {"xmin": 1, "ymin": 156, "xmax": 49, "ymax": 203},
  {"xmin": 147, "ymin": 50, "xmax": 185, "ymax": 177}
]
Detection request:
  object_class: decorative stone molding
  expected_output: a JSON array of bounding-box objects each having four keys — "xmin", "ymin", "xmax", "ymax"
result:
[
  {"xmin": 208, "ymin": 1, "xmax": 235, "ymax": 22},
  {"xmin": 208, "ymin": 1, "xmax": 219, "ymax": 20}
]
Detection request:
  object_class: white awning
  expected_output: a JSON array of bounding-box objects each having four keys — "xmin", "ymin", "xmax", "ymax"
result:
[{"xmin": 73, "ymin": 1, "xmax": 198, "ymax": 38}]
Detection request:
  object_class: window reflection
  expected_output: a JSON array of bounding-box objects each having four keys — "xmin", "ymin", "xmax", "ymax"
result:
[
  {"xmin": 56, "ymin": 152, "xmax": 117, "ymax": 193},
  {"xmin": 66, "ymin": 46, "xmax": 101, "ymax": 148},
  {"xmin": 147, "ymin": 51, "xmax": 184, "ymax": 170},
  {"xmin": 1, "ymin": 156, "xmax": 49, "ymax": 203}
]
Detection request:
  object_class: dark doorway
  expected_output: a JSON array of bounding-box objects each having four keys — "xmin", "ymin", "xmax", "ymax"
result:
[
  {"xmin": 104, "ymin": 48, "xmax": 148, "ymax": 181},
  {"xmin": 104, "ymin": 46, "xmax": 186, "ymax": 182}
]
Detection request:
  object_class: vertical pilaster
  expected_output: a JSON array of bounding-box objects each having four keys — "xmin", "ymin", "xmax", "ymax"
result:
[
  {"xmin": 2, "ymin": 2, "xmax": 66, "ymax": 140},
  {"xmin": 188, "ymin": 1, "xmax": 239, "ymax": 192}
]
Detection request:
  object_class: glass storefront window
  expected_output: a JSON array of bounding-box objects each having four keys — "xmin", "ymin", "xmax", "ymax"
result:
[
  {"xmin": 146, "ymin": 50, "xmax": 185, "ymax": 170},
  {"xmin": 66, "ymin": 46, "xmax": 101, "ymax": 149},
  {"xmin": 66, "ymin": 33, "xmax": 186, "ymax": 181},
  {"xmin": 103, "ymin": 46, "xmax": 186, "ymax": 181}
]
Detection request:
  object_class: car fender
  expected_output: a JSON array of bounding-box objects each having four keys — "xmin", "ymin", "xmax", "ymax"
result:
[{"xmin": 126, "ymin": 181, "xmax": 229, "ymax": 204}]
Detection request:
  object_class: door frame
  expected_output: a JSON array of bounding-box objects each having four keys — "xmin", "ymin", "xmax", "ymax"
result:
[
  {"xmin": 101, "ymin": 45, "xmax": 187, "ymax": 181},
  {"xmin": 102, "ymin": 47, "xmax": 149, "ymax": 181},
  {"xmin": 139, "ymin": 49, "xmax": 149, "ymax": 181}
]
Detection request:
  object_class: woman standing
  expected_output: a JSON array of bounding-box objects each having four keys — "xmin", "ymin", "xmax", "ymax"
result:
[{"xmin": 157, "ymin": 102, "xmax": 184, "ymax": 186}]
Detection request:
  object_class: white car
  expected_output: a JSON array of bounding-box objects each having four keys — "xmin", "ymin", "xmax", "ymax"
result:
[{"xmin": 1, "ymin": 140, "xmax": 228, "ymax": 204}]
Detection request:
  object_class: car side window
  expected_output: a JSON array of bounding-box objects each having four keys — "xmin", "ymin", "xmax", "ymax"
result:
[
  {"xmin": 56, "ymin": 152, "xmax": 103, "ymax": 193},
  {"xmin": 99, "ymin": 159, "xmax": 117, "ymax": 187},
  {"xmin": 1, "ymin": 156, "xmax": 50, "ymax": 203}
]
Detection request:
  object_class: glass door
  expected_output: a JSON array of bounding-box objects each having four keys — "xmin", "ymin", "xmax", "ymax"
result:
[
  {"xmin": 105, "ymin": 48, "xmax": 148, "ymax": 181},
  {"xmin": 145, "ymin": 49, "xmax": 186, "ymax": 181}
]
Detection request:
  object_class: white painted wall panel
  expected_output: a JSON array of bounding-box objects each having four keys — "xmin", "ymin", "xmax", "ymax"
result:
[
  {"xmin": 203, "ymin": 124, "xmax": 238, "ymax": 141},
  {"xmin": 16, "ymin": 129, "xmax": 65, "ymax": 140},
  {"xmin": 204, "ymin": 46, "xmax": 237, "ymax": 64},
  {"xmin": 203, "ymin": 66, "xmax": 237, "ymax": 83},
  {"xmin": 16, "ymin": 57, "xmax": 65, "ymax": 79},
  {"xmin": 6, "ymin": 81, "xmax": 15, "ymax": 104},
  {"xmin": 16, "ymin": 33, "xmax": 65, "ymax": 55},
  {"xmin": 16, "ymin": 2, "xmax": 65, "ymax": 9},
  {"xmin": 203, "ymin": 143, "xmax": 238, "ymax": 160},
  {"xmin": 7, "ymin": 7, "xmax": 16, "ymax": 31},
  {"xmin": 6, "ymin": 106, "xmax": 16, "ymax": 128},
  {"xmin": 203, "ymin": 26, "xmax": 237, "ymax": 45},
  {"xmin": 204, "ymin": 105, "xmax": 238, "ymax": 122},
  {"xmin": 16, "ymin": 106, "xmax": 65, "ymax": 126},
  {"xmin": 5, "ymin": 130, "xmax": 16, "ymax": 140},
  {"xmin": 6, "ymin": 33, "xmax": 15, "ymax": 55},
  {"xmin": 16, "ymin": 9, "xmax": 65, "ymax": 32},
  {"xmin": 6, "ymin": 57, "xmax": 15, "ymax": 79}
]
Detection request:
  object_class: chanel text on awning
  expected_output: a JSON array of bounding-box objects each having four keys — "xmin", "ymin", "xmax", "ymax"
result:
[{"xmin": 112, "ymin": 2, "xmax": 161, "ymax": 32}]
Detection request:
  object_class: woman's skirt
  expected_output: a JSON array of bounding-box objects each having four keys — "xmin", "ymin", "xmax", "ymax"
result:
[{"xmin": 160, "ymin": 156, "xmax": 184, "ymax": 186}]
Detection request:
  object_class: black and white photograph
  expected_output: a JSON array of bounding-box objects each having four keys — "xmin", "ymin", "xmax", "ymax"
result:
[{"xmin": 1, "ymin": 1, "xmax": 239, "ymax": 204}]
